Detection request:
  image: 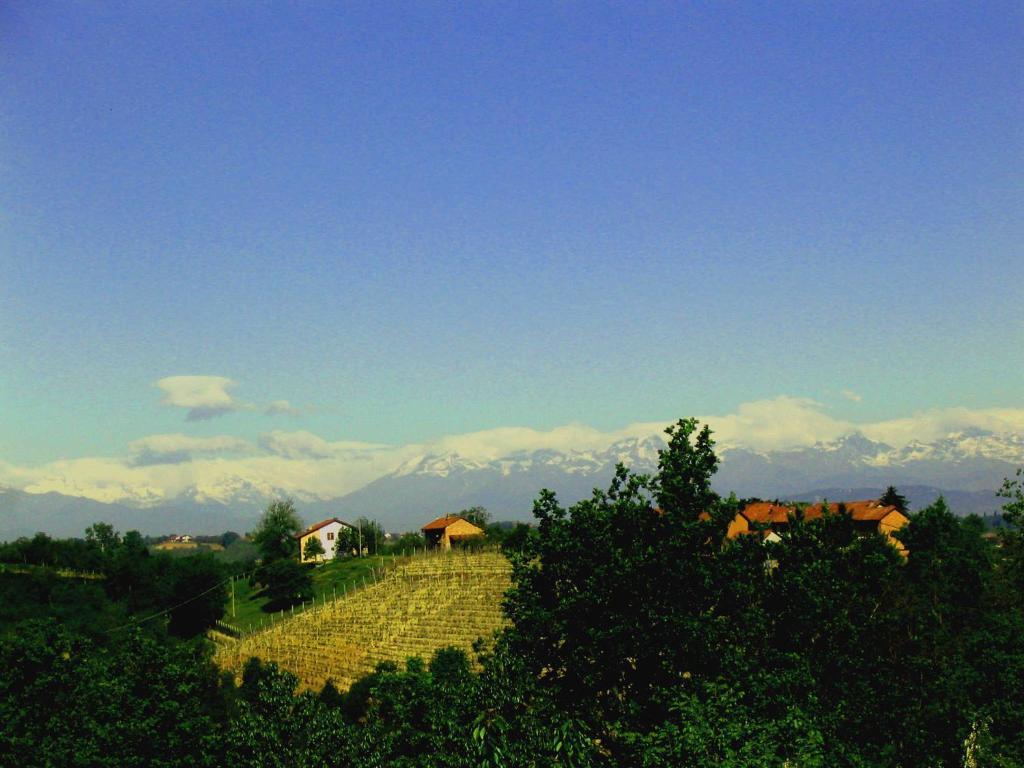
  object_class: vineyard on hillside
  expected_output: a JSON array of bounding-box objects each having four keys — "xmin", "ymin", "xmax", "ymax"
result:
[{"xmin": 213, "ymin": 550, "xmax": 512, "ymax": 691}]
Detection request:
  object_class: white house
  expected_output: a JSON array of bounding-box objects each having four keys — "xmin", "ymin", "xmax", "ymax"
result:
[{"xmin": 295, "ymin": 517, "xmax": 353, "ymax": 563}]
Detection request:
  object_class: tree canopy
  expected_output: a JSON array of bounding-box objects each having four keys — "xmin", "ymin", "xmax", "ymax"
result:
[
  {"xmin": 252, "ymin": 499, "xmax": 303, "ymax": 564},
  {"xmin": 303, "ymin": 535, "xmax": 325, "ymax": 562},
  {"xmin": 458, "ymin": 506, "xmax": 490, "ymax": 528},
  {"xmin": 880, "ymin": 485, "xmax": 909, "ymax": 514}
]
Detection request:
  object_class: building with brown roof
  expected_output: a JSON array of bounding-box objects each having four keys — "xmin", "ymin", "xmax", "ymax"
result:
[
  {"xmin": 421, "ymin": 515, "xmax": 484, "ymax": 550},
  {"xmin": 295, "ymin": 517, "xmax": 353, "ymax": 563},
  {"xmin": 729, "ymin": 499, "xmax": 909, "ymax": 554}
]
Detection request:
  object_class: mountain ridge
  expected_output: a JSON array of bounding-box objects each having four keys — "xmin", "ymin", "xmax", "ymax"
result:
[{"xmin": 1, "ymin": 430, "xmax": 1019, "ymax": 538}]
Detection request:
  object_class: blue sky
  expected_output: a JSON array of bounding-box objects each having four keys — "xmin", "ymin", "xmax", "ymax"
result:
[{"xmin": 1, "ymin": 2, "xmax": 1021, "ymax": 473}]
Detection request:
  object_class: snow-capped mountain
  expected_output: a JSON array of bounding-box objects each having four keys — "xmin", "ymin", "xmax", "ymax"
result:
[
  {"xmin": 715, "ymin": 430, "xmax": 1022, "ymax": 498},
  {"xmin": 1, "ymin": 431, "xmax": 1020, "ymax": 538},
  {"xmin": 332, "ymin": 430, "xmax": 1020, "ymax": 531},
  {"xmin": 391, "ymin": 436, "xmax": 667, "ymax": 481},
  {"xmin": 869, "ymin": 429, "xmax": 1024, "ymax": 466},
  {"xmin": 393, "ymin": 453, "xmax": 489, "ymax": 478},
  {"xmin": 177, "ymin": 477, "xmax": 321, "ymax": 507}
]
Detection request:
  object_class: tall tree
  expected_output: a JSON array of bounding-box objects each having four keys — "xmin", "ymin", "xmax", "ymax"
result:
[
  {"xmin": 458, "ymin": 505, "xmax": 490, "ymax": 528},
  {"xmin": 85, "ymin": 522, "xmax": 120, "ymax": 555},
  {"xmin": 354, "ymin": 517, "xmax": 384, "ymax": 556},
  {"xmin": 251, "ymin": 499, "xmax": 302, "ymax": 564},
  {"xmin": 880, "ymin": 485, "xmax": 909, "ymax": 514},
  {"xmin": 502, "ymin": 418, "xmax": 738, "ymax": 761},
  {"xmin": 996, "ymin": 468, "xmax": 1024, "ymax": 604},
  {"xmin": 260, "ymin": 559, "xmax": 313, "ymax": 609},
  {"xmin": 167, "ymin": 554, "xmax": 227, "ymax": 637},
  {"xmin": 334, "ymin": 526, "xmax": 358, "ymax": 558},
  {"xmin": 998, "ymin": 468, "xmax": 1024, "ymax": 528}
]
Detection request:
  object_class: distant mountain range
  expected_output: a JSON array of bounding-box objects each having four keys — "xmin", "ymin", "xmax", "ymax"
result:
[{"xmin": 1, "ymin": 430, "xmax": 1019, "ymax": 539}]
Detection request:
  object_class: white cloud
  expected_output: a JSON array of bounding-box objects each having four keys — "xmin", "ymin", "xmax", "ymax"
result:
[
  {"xmin": 128, "ymin": 433, "xmax": 253, "ymax": 466},
  {"xmin": 841, "ymin": 389, "xmax": 863, "ymax": 403},
  {"xmin": 427, "ymin": 423, "xmax": 634, "ymax": 462},
  {"xmin": 156, "ymin": 376, "xmax": 242, "ymax": 421},
  {"xmin": 0, "ymin": 456, "xmax": 176, "ymax": 505},
  {"xmin": 258, "ymin": 430, "xmax": 389, "ymax": 460},
  {"xmin": 697, "ymin": 396, "xmax": 854, "ymax": 452},
  {"xmin": 155, "ymin": 377, "xmax": 312, "ymax": 420},
  {"xmin": 860, "ymin": 407, "xmax": 1024, "ymax": 448}
]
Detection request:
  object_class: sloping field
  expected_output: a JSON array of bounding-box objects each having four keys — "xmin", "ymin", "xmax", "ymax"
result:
[{"xmin": 214, "ymin": 550, "xmax": 511, "ymax": 691}]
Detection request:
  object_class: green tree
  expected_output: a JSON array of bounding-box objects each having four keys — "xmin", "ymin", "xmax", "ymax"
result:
[
  {"xmin": 303, "ymin": 535, "xmax": 325, "ymax": 562},
  {"xmin": 386, "ymin": 531, "xmax": 424, "ymax": 555},
  {"xmin": 0, "ymin": 621, "xmax": 227, "ymax": 767},
  {"xmin": 334, "ymin": 526, "xmax": 358, "ymax": 558},
  {"xmin": 459, "ymin": 505, "xmax": 490, "ymax": 528},
  {"xmin": 252, "ymin": 499, "xmax": 302, "ymax": 564},
  {"xmin": 260, "ymin": 559, "xmax": 313, "ymax": 609},
  {"xmin": 765, "ymin": 506, "xmax": 906, "ymax": 763},
  {"xmin": 22, "ymin": 532, "xmax": 56, "ymax": 567},
  {"xmin": 226, "ymin": 660, "xmax": 347, "ymax": 768},
  {"xmin": 121, "ymin": 529, "xmax": 147, "ymax": 557},
  {"xmin": 167, "ymin": 553, "xmax": 227, "ymax": 637},
  {"xmin": 995, "ymin": 468, "xmax": 1024, "ymax": 611},
  {"xmin": 500, "ymin": 522, "xmax": 535, "ymax": 551},
  {"xmin": 880, "ymin": 485, "xmax": 909, "ymax": 514},
  {"xmin": 85, "ymin": 521, "xmax": 120, "ymax": 554},
  {"xmin": 886, "ymin": 497, "xmax": 1006, "ymax": 764},
  {"xmin": 998, "ymin": 468, "xmax": 1024, "ymax": 528},
  {"xmin": 502, "ymin": 418, "xmax": 739, "ymax": 761},
  {"xmin": 354, "ymin": 517, "xmax": 384, "ymax": 556}
]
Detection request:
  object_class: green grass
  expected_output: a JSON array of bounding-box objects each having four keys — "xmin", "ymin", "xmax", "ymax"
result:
[
  {"xmin": 222, "ymin": 554, "xmax": 400, "ymax": 634},
  {"xmin": 0, "ymin": 562, "xmax": 104, "ymax": 580}
]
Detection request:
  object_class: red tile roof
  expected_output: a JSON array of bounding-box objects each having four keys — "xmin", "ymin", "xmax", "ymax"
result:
[{"xmin": 294, "ymin": 517, "xmax": 351, "ymax": 539}]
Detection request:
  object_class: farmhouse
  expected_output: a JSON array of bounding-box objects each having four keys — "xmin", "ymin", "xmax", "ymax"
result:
[
  {"xmin": 729, "ymin": 500, "xmax": 909, "ymax": 554},
  {"xmin": 421, "ymin": 515, "xmax": 484, "ymax": 550},
  {"xmin": 153, "ymin": 535, "xmax": 199, "ymax": 551},
  {"xmin": 295, "ymin": 517, "xmax": 353, "ymax": 563}
]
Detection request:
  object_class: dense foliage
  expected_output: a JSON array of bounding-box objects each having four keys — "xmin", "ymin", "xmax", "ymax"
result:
[
  {"xmin": 3, "ymin": 419, "xmax": 1023, "ymax": 766},
  {"xmin": 252, "ymin": 499, "xmax": 303, "ymax": 564},
  {"xmin": 1, "ymin": 527, "xmax": 227, "ymax": 641},
  {"xmin": 303, "ymin": 534, "xmax": 326, "ymax": 561}
]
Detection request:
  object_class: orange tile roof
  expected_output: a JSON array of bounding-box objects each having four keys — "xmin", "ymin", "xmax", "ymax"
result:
[
  {"xmin": 738, "ymin": 502, "xmax": 794, "ymax": 524},
  {"xmin": 421, "ymin": 514, "xmax": 470, "ymax": 531},
  {"xmin": 740, "ymin": 500, "xmax": 901, "ymax": 524}
]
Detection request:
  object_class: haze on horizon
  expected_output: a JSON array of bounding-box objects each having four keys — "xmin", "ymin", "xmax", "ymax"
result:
[{"xmin": 2, "ymin": 3, "xmax": 1021, "ymax": 499}]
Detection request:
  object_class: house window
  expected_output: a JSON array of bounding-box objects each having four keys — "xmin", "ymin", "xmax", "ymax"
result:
[{"xmin": 327, "ymin": 532, "xmax": 334, "ymax": 540}]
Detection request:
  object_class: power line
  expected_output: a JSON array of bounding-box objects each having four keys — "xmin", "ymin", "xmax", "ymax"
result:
[
  {"xmin": 107, "ymin": 561, "xmax": 273, "ymax": 633},
  {"xmin": 108, "ymin": 577, "xmax": 234, "ymax": 632}
]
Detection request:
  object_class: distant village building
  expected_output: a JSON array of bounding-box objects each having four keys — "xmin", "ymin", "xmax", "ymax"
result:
[
  {"xmin": 159, "ymin": 534, "xmax": 193, "ymax": 545},
  {"xmin": 295, "ymin": 517, "xmax": 353, "ymax": 563},
  {"xmin": 152, "ymin": 534, "xmax": 199, "ymax": 551},
  {"xmin": 421, "ymin": 515, "xmax": 485, "ymax": 550},
  {"xmin": 730, "ymin": 500, "xmax": 909, "ymax": 555}
]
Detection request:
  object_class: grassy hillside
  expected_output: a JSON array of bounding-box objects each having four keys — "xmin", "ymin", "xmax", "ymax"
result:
[
  {"xmin": 223, "ymin": 553, "xmax": 401, "ymax": 634},
  {"xmin": 214, "ymin": 549, "xmax": 511, "ymax": 691}
]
